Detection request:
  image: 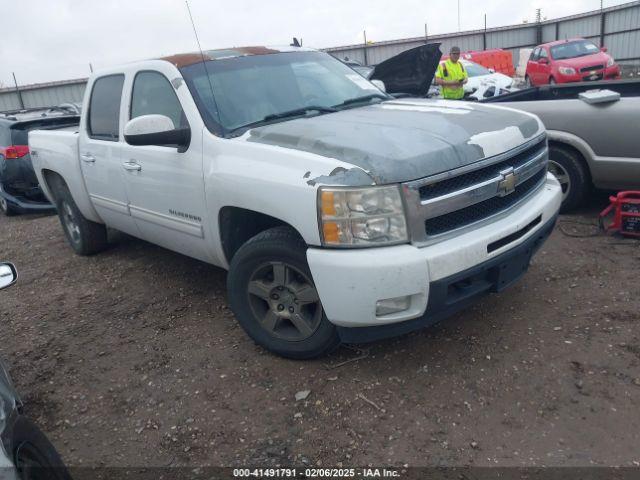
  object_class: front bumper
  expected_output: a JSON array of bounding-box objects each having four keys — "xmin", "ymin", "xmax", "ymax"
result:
[
  {"xmin": 556, "ymin": 65, "xmax": 621, "ymax": 83},
  {"xmin": 307, "ymin": 173, "xmax": 562, "ymax": 339}
]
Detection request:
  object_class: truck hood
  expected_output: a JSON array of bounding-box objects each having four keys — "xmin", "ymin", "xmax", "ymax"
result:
[
  {"xmin": 369, "ymin": 43, "xmax": 442, "ymax": 97},
  {"xmin": 246, "ymin": 98, "xmax": 543, "ymax": 185}
]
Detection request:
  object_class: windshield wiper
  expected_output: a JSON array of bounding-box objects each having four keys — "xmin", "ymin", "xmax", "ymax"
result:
[
  {"xmin": 228, "ymin": 106, "xmax": 337, "ymax": 135},
  {"xmin": 262, "ymin": 105, "xmax": 337, "ymax": 122},
  {"xmin": 333, "ymin": 93, "xmax": 389, "ymax": 108}
]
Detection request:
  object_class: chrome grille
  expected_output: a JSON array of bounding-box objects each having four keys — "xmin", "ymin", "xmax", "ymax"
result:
[{"xmin": 402, "ymin": 135, "xmax": 548, "ymax": 246}]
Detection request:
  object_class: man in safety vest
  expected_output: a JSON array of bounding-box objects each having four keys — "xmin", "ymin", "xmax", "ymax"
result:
[{"xmin": 435, "ymin": 46, "xmax": 468, "ymax": 100}]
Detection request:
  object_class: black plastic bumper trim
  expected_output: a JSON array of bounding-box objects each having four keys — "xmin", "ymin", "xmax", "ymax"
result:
[{"xmin": 337, "ymin": 213, "xmax": 558, "ymax": 344}]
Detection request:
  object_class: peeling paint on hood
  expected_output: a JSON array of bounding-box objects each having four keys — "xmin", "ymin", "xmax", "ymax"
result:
[{"xmin": 246, "ymin": 98, "xmax": 543, "ymax": 185}]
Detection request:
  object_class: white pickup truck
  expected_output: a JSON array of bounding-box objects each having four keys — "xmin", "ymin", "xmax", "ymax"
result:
[{"xmin": 30, "ymin": 45, "xmax": 562, "ymax": 359}]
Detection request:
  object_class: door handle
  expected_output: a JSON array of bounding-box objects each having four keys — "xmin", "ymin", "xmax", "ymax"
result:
[
  {"xmin": 81, "ymin": 153, "xmax": 96, "ymax": 163},
  {"xmin": 122, "ymin": 161, "xmax": 141, "ymax": 172}
]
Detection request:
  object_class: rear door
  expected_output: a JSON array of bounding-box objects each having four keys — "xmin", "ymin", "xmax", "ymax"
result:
[
  {"xmin": 79, "ymin": 74, "xmax": 139, "ymax": 234},
  {"xmin": 120, "ymin": 69, "xmax": 210, "ymax": 262}
]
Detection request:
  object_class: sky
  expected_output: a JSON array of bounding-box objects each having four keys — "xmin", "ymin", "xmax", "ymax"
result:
[{"xmin": 0, "ymin": 0, "xmax": 631, "ymax": 87}]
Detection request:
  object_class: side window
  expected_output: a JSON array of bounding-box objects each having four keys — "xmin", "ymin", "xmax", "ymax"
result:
[
  {"xmin": 530, "ymin": 48, "xmax": 540, "ymax": 61},
  {"xmin": 539, "ymin": 48, "xmax": 548, "ymax": 59},
  {"xmin": 130, "ymin": 71, "xmax": 186, "ymax": 129},
  {"xmin": 88, "ymin": 75, "xmax": 124, "ymax": 141}
]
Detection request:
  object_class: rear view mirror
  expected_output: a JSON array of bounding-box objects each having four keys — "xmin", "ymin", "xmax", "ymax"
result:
[
  {"xmin": 0, "ymin": 263, "xmax": 17, "ymax": 290},
  {"xmin": 539, "ymin": 58, "xmax": 549, "ymax": 64},
  {"xmin": 371, "ymin": 79, "xmax": 386, "ymax": 93},
  {"xmin": 124, "ymin": 114, "xmax": 191, "ymax": 152},
  {"xmin": 601, "ymin": 46, "xmax": 608, "ymax": 53}
]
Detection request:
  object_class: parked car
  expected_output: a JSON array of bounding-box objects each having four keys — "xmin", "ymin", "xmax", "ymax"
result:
[
  {"xmin": 483, "ymin": 79, "xmax": 640, "ymax": 211},
  {"xmin": 462, "ymin": 60, "xmax": 516, "ymax": 99},
  {"xmin": 30, "ymin": 45, "xmax": 561, "ymax": 359},
  {"xmin": 0, "ymin": 262, "xmax": 72, "ymax": 480},
  {"xmin": 525, "ymin": 38, "xmax": 621, "ymax": 87},
  {"xmin": 0, "ymin": 106, "xmax": 80, "ymax": 216}
]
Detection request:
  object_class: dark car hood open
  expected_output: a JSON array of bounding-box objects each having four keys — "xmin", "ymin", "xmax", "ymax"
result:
[
  {"xmin": 246, "ymin": 98, "xmax": 543, "ymax": 185},
  {"xmin": 370, "ymin": 43, "xmax": 442, "ymax": 97}
]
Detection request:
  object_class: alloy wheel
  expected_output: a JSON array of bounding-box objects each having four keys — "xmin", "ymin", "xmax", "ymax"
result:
[
  {"xmin": 61, "ymin": 201, "xmax": 81, "ymax": 244},
  {"xmin": 548, "ymin": 160, "xmax": 571, "ymax": 201},
  {"xmin": 247, "ymin": 261, "xmax": 322, "ymax": 341}
]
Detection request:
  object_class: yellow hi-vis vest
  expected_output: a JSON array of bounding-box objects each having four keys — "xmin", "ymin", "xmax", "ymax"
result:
[{"xmin": 435, "ymin": 59, "xmax": 468, "ymax": 100}]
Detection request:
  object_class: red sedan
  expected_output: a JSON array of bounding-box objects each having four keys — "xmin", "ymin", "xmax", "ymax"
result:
[{"xmin": 525, "ymin": 38, "xmax": 621, "ymax": 86}]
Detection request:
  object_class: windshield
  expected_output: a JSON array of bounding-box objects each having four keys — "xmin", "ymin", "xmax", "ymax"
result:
[
  {"xmin": 462, "ymin": 61, "xmax": 491, "ymax": 77},
  {"xmin": 550, "ymin": 40, "xmax": 600, "ymax": 60},
  {"xmin": 180, "ymin": 51, "xmax": 386, "ymax": 135}
]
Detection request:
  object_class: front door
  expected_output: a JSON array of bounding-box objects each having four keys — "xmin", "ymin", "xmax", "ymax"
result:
[
  {"xmin": 79, "ymin": 74, "xmax": 139, "ymax": 235},
  {"xmin": 121, "ymin": 70, "xmax": 210, "ymax": 262}
]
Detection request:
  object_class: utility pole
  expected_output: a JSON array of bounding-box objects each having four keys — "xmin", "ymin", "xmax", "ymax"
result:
[
  {"xmin": 363, "ymin": 30, "xmax": 368, "ymax": 65},
  {"xmin": 89, "ymin": 63, "xmax": 94, "ymax": 73},
  {"xmin": 457, "ymin": 0, "xmax": 461, "ymax": 31},
  {"xmin": 12, "ymin": 72, "xmax": 24, "ymax": 109},
  {"xmin": 424, "ymin": 22, "xmax": 428, "ymax": 43},
  {"xmin": 483, "ymin": 14, "xmax": 487, "ymax": 50}
]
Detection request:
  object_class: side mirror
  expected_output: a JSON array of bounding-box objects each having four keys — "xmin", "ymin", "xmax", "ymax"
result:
[
  {"xmin": 601, "ymin": 47, "xmax": 608, "ymax": 53},
  {"xmin": 371, "ymin": 79, "xmax": 386, "ymax": 93},
  {"xmin": 124, "ymin": 115, "xmax": 190, "ymax": 152},
  {"xmin": 539, "ymin": 57, "xmax": 549, "ymax": 65},
  {"xmin": 0, "ymin": 263, "xmax": 17, "ymax": 290}
]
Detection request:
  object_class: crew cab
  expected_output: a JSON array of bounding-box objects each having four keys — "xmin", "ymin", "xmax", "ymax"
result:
[{"xmin": 29, "ymin": 46, "xmax": 562, "ymax": 359}]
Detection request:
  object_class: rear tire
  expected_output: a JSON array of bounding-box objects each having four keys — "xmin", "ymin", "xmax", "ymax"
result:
[
  {"xmin": 0, "ymin": 195, "xmax": 17, "ymax": 216},
  {"xmin": 548, "ymin": 144, "xmax": 591, "ymax": 212},
  {"xmin": 54, "ymin": 183, "xmax": 107, "ymax": 255},
  {"xmin": 227, "ymin": 226, "xmax": 340, "ymax": 359}
]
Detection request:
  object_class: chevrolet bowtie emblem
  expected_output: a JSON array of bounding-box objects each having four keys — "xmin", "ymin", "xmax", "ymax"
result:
[{"xmin": 498, "ymin": 168, "xmax": 518, "ymax": 196}]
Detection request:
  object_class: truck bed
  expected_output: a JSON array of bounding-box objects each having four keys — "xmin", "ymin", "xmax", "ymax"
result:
[
  {"xmin": 482, "ymin": 78, "xmax": 640, "ymax": 103},
  {"xmin": 29, "ymin": 129, "xmax": 101, "ymax": 223}
]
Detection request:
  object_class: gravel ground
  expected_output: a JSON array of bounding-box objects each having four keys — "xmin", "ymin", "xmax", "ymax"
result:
[{"xmin": 0, "ymin": 200, "xmax": 639, "ymax": 468}]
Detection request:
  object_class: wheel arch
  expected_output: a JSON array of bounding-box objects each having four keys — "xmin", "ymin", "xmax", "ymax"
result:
[
  {"xmin": 546, "ymin": 131, "xmax": 595, "ymax": 185},
  {"xmin": 218, "ymin": 206, "xmax": 306, "ymax": 265}
]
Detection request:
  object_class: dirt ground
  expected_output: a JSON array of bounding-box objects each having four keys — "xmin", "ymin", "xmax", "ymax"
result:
[{"xmin": 0, "ymin": 197, "xmax": 639, "ymax": 469}]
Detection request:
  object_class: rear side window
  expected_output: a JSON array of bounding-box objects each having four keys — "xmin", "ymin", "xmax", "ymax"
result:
[
  {"xmin": 130, "ymin": 71, "xmax": 186, "ymax": 129},
  {"xmin": 88, "ymin": 75, "xmax": 124, "ymax": 141},
  {"xmin": 539, "ymin": 48, "xmax": 548, "ymax": 59},
  {"xmin": 0, "ymin": 126, "xmax": 10, "ymax": 146}
]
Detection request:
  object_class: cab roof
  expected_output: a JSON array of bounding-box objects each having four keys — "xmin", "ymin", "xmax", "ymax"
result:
[{"xmin": 159, "ymin": 45, "xmax": 315, "ymax": 68}]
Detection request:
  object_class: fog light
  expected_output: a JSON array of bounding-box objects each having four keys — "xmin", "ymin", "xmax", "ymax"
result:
[{"xmin": 376, "ymin": 296, "xmax": 411, "ymax": 316}]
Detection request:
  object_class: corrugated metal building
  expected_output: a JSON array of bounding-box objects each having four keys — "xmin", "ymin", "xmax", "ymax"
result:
[
  {"xmin": 0, "ymin": 78, "xmax": 86, "ymax": 112},
  {"xmin": 324, "ymin": 0, "xmax": 640, "ymax": 69},
  {"xmin": 1, "ymin": 0, "xmax": 638, "ymax": 111}
]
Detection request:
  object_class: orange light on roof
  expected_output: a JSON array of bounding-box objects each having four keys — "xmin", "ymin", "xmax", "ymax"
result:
[
  {"xmin": 321, "ymin": 191, "xmax": 336, "ymax": 216},
  {"xmin": 322, "ymin": 222, "xmax": 339, "ymax": 243}
]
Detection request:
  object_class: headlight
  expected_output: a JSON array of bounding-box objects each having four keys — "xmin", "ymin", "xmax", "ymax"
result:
[
  {"xmin": 558, "ymin": 66, "xmax": 576, "ymax": 75},
  {"xmin": 607, "ymin": 56, "xmax": 615, "ymax": 67},
  {"xmin": 318, "ymin": 185, "xmax": 408, "ymax": 247}
]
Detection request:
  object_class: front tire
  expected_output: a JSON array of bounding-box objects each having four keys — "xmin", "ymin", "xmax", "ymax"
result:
[
  {"xmin": 548, "ymin": 145, "xmax": 591, "ymax": 212},
  {"xmin": 227, "ymin": 227, "xmax": 340, "ymax": 359},
  {"xmin": 54, "ymin": 183, "xmax": 107, "ymax": 255},
  {"xmin": 12, "ymin": 416, "xmax": 72, "ymax": 480}
]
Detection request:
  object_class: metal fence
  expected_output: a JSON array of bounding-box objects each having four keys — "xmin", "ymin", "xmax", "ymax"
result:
[{"xmin": 324, "ymin": 0, "xmax": 640, "ymax": 72}]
